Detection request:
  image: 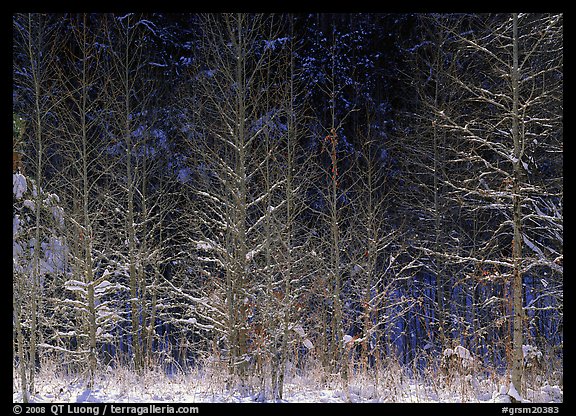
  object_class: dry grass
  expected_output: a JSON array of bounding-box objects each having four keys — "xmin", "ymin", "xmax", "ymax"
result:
[{"xmin": 13, "ymin": 353, "xmax": 562, "ymax": 403}]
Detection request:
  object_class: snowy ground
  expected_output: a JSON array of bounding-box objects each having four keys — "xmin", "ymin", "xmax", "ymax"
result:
[{"xmin": 13, "ymin": 362, "xmax": 563, "ymax": 404}]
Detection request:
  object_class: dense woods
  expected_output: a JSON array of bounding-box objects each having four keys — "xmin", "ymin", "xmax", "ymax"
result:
[{"xmin": 13, "ymin": 13, "xmax": 562, "ymax": 403}]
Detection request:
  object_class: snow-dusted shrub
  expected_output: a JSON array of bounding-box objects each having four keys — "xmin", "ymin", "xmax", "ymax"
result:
[
  {"xmin": 522, "ymin": 344, "xmax": 543, "ymax": 369},
  {"xmin": 13, "ymin": 172, "xmax": 27, "ymax": 199},
  {"xmin": 13, "ymin": 174, "xmax": 67, "ymax": 277},
  {"xmin": 521, "ymin": 344, "xmax": 548, "ymax": 397},
  {"xmin": 441, "ymin": 346, "xmax": 477, "ymax": 378}
]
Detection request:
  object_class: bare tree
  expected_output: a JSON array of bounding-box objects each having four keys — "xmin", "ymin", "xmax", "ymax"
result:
[
  {"xmin": 12, "ymin": 13, "xmax": 61, "ymax": 400},
  {"xmin": 346, "ymin": 108, "xmax": 404, "ymax": 376},
  {"xmin": 47, "ymin": 13, "xmax": 120, "ymax": 386},
  {"xmin": 177, "ymin": 13, "xmax": 290, "ymax": 392},
  {"xmin": 99, "ymin": 12, "xmax": 165, "ymax": 371},
  {"xmin": 412, "ymin": 13, "xmax": 562, "ymax": 397}
]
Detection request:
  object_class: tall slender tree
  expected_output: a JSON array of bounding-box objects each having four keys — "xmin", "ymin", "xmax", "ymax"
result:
[
  {"xmin": 13, "ymin": 13, "xmax": 61, "ymax": 399},
  {"xmin": 409, "ymin": 13, "xmax": 562, "ymax": 397}
]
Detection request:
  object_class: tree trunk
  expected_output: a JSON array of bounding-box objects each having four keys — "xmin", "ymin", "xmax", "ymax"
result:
[{"xmin": 510, "ymin": 12, "xmax": 524, "ymax": 398}]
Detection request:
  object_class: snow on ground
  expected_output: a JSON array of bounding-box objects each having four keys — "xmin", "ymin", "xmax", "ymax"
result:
[{"xmin": 13, "ymin": 362, "xmax": 563, "ymax": 404}]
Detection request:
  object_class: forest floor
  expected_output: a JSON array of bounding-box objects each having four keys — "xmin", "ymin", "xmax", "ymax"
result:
[{"xmin": 13, "ymin": 360, "xmax": 563, "ymax": 404}]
